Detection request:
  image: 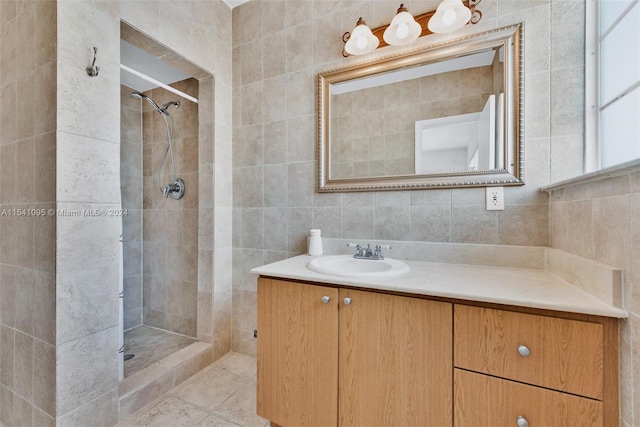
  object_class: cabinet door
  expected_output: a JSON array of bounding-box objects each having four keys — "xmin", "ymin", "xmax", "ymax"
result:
[
  {"xmin": 257, "ymin": 278, "xmax": 339, "ymax": 427},
  {"xmin": 455, "ymin": 369, "xmax": 603, "ymax": 427},
  {"xmin": 339, "ymin": 289, "xmax": 452, "ymax": 427}
]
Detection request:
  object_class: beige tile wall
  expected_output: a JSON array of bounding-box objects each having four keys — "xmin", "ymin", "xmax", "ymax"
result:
[
  {"xmin": 231, "ymin": 0, "xmax": 584, "ymax": 354},
  {"xmin": 121, "ymin": 85, "xmax": 144, "ymax": 331},
  {"xmin": 331, "ymin": 66, "xmax": 494, "ymax": 178},
  {"xmin": 0, "ymin": 0, "xmax": 56, "ymax": 425},
  {"xmin": 141, "ymin": 79, "xmax": 199, "ymax": 338},
  {"xmin": 55, "ymin": 0, "xmax": 122, "ymax": 424},
  {"xmin": 548, "ymin": 167, "xmax": 640, "ymax": 427}
]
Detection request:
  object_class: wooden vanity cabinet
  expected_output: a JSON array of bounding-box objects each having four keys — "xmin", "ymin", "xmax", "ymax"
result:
[
  {"xmin": 257, "ymin": 278, "xmax": 453, "ymax": 427},
  {"xmin": 257, "ymin": 278, "xmax": 618, "ymax": 427}
]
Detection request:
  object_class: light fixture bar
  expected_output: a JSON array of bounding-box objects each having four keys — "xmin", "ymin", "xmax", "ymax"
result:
[
  {"xmin": 342, "ymin": 0, "xmax": 481, "ymax": 56},
  {"xmin": 120, "ymin": 64, "xmax": 199, "ymax": 104}
]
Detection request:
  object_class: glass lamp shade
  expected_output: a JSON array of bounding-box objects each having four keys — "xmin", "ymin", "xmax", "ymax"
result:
[
  {"xmin": 383, "ymin": 5, "xmax": 422, "ymax": 46},
  {"xmin": 427, "ymin": 0, "xmax": 472, "ymax": 33},
  {"xmin": 345, "ymin": 18, "xmax": 380, "ymax": 55}
]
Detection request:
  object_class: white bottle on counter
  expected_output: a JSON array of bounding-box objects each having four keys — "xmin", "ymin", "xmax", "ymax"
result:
[{"xmin": 308, "ymin": 229, "xmax": 323, "ymax": 256}]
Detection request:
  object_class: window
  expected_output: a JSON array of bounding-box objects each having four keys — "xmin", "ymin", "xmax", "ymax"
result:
[{"xmin": 585, "ymin": 0, "xmax": 640, "ymax": 172}]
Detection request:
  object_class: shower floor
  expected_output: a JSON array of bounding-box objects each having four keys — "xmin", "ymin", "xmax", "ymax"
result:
[{"xmin": 124, "ymin": 325, "xmax": 197, "ymax": 378}]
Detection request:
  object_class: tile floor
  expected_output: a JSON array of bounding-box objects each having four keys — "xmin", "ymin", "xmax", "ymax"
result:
[
  {"xmin": 117, "ymin": 352, "xmax": 268, "ymax": 427},
  {"xmin": 124, "ymin": 325, "xmax": 197, "ymax": 377}
]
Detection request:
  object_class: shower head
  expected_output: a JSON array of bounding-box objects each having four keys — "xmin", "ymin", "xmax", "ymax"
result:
[
  {"xmin": 129, "ymin": 90, "xmax": 144, "ymax": 99},
  {"xmin": 129, "ymin": 90, "xmax": 165, "ymax": 114}
]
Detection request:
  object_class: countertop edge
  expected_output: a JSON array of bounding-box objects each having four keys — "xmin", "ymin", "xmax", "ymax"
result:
[{"xmin": 251, "ymin": 256, "xmax": 628, "ymax": 319}]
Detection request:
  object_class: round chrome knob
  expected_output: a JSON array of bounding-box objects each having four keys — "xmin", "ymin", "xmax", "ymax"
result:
[
  {"xmin": 321, "ymin": 295, "xmax": 330, "ymax": 304},
  {"xmin": 517, "ymin": 345, "xmax": 530, "ymax": 357},
  {"xmin": 517, "ymin": 415, "xmax": 529, "ymax": 427},
  {"xmin": 343, "ymin": 297, "xmax": 352, "ymax": 305}
]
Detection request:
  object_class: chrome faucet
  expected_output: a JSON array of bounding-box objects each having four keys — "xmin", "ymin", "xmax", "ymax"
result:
[{"xmin": 347, "ymin": 243, "xmax": 392, "ymax": 260}]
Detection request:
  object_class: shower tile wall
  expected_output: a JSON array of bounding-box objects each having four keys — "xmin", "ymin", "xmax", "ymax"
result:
[
  {"xmin": 0, "ymin": 1, "xmax": 57, "ymax": 426},
  {"xmin": 121, "ymin": 86, "xmax": 144, "ymax": 331},
  {"xmin": 142, "ymin": 79, "xmax": 199, "ymax": 337}
]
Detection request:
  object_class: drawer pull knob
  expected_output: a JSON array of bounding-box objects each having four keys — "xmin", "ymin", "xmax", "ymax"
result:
[
  {"xmin": 517, "ymin": 345, "xmax": 530, "ymax": 357},
  {"xmin": 343, "ymin": 297, "xmax": 352, "ymax": 305},
  {"xmin": 321, "ymin": 295, "xmax": 330, "ymax": 304},
  {"xmin": 517, "ymin": 416, "xmax": 529, "ymax": 427}
]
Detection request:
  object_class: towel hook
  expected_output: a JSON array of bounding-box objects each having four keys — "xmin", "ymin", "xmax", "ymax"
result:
[{"xmin": 86, "ymin": 47, "xmax": 99, "ymax": 77}]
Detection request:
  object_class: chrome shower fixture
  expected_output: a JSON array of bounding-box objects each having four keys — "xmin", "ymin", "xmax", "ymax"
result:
[
  {"xmin": 130, "ymin": 90, "xmax": 185, "ymax": 200},
  {"xmin": 130, "ymin": 91, "xmax": 180, "ymax": 115},
  {"xmin": 163, "ymin": 178, "xmax": 185, "ymax": 200},
  {"xmin": 160, "ymin": 100, "xmax": 180, "ymax": 112}
]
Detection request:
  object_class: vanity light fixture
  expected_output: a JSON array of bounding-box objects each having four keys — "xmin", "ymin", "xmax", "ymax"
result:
[
  {"xmin": 343, "ymin": 18, "xmax": 380, "ymax": 56},
  {"xmin": 341, "ymin": 0, "xmax": 482, "ymax": 57},
  {"xmin": 383, "ymin": 4, "xmax": 422, "ymax": 46},
  {"xmin": 428, "ymin": 0, "xmax": 472, "ymax": 34}
]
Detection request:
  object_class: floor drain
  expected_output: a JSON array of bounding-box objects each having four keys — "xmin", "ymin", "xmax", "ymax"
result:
[{"xmin": 124, "ymin": 354, "xmax": 135, "ymax": 361}]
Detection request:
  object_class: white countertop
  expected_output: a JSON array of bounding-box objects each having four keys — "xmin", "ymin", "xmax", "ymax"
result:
[{"xmin": 251, "ymin": 255, "xmax": 627, "ymax": 318}]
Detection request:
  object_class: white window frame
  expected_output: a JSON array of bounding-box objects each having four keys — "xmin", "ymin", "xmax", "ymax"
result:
[
  {"xmin": 585, "ymin": 0, "xmax": 640, "ymax": 173},
  {"xmin": 585, "ymin": 0, "xmax": 599, "ymax": 173}
]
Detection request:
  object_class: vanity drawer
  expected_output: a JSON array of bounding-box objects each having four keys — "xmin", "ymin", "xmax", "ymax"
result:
[
  {"xmin": 454, "ymin": 369, "xmax": 603, "ymax": 427},
  {"xmin": 454, "ymin": 305, "xmax": 604, "ymax": 400}
]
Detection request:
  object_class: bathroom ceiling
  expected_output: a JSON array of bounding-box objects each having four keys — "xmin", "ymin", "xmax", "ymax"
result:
[
  {"xmin": 120, "ymin": 0, "xmax": 249, "ymax": 91},
  {"xmin": 120, "ymin": 40, "xmax": 190, "ymax": 92}
]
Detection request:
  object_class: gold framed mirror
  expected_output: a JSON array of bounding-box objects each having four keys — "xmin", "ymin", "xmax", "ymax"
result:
[{"xmin": 318, "ymin": 23, "xmax": 523, "ymax": 192}]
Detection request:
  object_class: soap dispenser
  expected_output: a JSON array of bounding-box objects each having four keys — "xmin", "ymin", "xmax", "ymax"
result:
[{"xmin": 308, "ymin": 229, "xmax": 323, "ymax": 256}]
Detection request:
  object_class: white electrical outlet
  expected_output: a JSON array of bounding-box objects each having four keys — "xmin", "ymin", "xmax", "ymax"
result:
[{"xmin": 486, "ymin": 186, "xmax": 504, "ymax": 211}]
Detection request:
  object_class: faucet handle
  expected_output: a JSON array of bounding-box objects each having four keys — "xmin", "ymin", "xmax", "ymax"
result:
[
  {"xmin": 374, "ymin": 244, "xmax": 391, "ymax": 259},
  {"xmin": 347, "ymin": 243, "xmax": 362, "ymax": 256}
]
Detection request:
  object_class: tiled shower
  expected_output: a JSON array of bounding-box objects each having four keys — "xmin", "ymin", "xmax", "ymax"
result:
[
  {"xmin": 120, "ymin": 76, "xmax": 201, "ymax": 378},
  {"xmin": 120, "ymin": 79, "xmax": 200, "ymax": 340},
  {"xmin": 0, "ymin": 1, "xmax": 233, "ymax": 424}
]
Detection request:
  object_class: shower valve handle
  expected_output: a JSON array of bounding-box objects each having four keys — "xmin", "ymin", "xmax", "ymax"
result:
[
  {"xmin": 162, "ymin": 179, "xmax": 185, "ymax": 200},
  {"xmin": 163, "ymin": 182, "xmax": 179, "ymax": 198}
]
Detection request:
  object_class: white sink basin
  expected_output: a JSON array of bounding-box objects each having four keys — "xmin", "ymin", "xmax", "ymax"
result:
[{"xmin": 307, "ymin": 255, "xmax": 410, "ymax": 278}]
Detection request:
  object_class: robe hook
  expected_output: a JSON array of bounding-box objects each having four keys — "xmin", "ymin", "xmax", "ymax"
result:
[{"xmin": 86, "ymin": 47, "xmax": 99, "ymax": 77}]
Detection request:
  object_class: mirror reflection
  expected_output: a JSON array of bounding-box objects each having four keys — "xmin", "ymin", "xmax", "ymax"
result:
[
  {"xmin": 331, "ymin": 47, "xmax": 504, "ymax": 179},
  {"xmin": 318, "ymin": 24, "xmax": 523, "ymax": 192}
]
